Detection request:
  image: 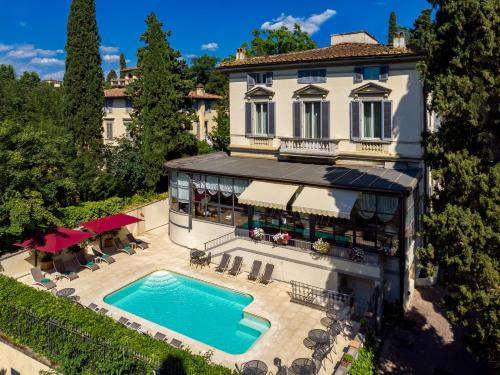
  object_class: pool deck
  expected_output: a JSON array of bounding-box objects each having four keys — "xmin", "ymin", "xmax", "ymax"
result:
[{"xmin": 9, "ymin": 226, "xmax": 355, "ymax": 374}]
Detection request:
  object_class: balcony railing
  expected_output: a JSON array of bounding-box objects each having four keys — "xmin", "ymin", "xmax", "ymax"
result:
[
  {"xmin": 280, "ymin": 137, "xmax": 339, "ymax": 156},
  {"xmin": 290, "ymin": 280, "xmax": 352, "ymax": 311}
]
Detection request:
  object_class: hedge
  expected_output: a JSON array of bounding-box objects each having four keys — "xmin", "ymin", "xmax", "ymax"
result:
[
  {"xmin": 0, "ymin": 275, "xmax": 234, "ymax": 375},
  {"xmin": 58, "ymin": 192, "xmax": 167, "ymax": 228}
]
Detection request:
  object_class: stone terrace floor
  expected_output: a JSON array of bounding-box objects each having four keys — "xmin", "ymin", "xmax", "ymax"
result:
[{"xmin": 5, "ymin": 226, "xmax": 357, "ymax": 374}]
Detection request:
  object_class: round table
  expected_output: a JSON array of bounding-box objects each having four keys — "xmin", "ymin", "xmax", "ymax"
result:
[
  {"xmin": 242, "ymin": 360, "xmax": 268, "ymax": 375},
  {"xmin": 308, "ymin": 329, "xmax": 330, "ymax": 347},
  {"xmin": 56, "ymin": 288, "xmax": 75, "ymax": 298},
  {"xmin": 326, "ymin": 309, "xmax": 340, "ymax": 321},
  {"xmin": 191, "ymin": 250, "xmax": 205, "ymax": 259},
  {"xmin": 289, "ymin": 358, "xmax": 316, "ymax": 375}
]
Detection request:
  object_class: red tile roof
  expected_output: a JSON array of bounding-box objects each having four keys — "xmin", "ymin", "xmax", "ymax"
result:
[
  {"xmin": 104, "ymin": 88, "xmax": 129, "ymax": 98},
  {"xmin": 188, "ymin": 91, "xmax": 223, "ymax": 100}
]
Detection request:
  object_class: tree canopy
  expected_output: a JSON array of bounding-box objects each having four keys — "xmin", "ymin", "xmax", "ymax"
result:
[
  {"xmin": 388, "ymin": 11, "xmax": 397, "ymax": 44},
  {"xmin": 106, "ymin": 69, "xmax": 117, "ymax": 83},
  {"xmin": 119, "ymin": 53, "xmax": 127, "ymax": 78}
]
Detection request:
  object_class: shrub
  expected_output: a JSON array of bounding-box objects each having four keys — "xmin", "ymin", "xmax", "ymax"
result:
[
  {"xmin": 0, "ymin": 275, "xmax": 233, "ymax": 374},
  {"xmin": 349, "ymin": 337, "xmax": 376, "ymax": 375}
]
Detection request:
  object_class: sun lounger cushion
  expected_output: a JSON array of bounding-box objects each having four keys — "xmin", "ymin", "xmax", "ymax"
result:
[{"xmin": 41, "ymin": 278, "xmax": 51, "ymax": 283}]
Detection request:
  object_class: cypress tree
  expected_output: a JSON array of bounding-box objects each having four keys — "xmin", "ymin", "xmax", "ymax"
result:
[
  {"xmin": 388, "ymin": 11, "xmax": 397, "ymax": 44},
  {"xmin": 130, "ymin": 13, "xmax": 196, "ymax": 191},
  {"xmin": 119, "ymin": 53, "xmax": 127, "ymax": 78},
  {"xmin": 106, "ymin": 69, "xmax": 117, "ymax": 83}
]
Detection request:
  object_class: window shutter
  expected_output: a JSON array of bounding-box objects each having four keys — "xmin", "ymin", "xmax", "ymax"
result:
[
  {"xmin": 245, "ymin": 102, "xmax": 252, "ymax": 135},
  {"xmin": 298, "ymin": 70, "xmax": 308, "ymax": 84},
  {"xmin": 379, "ymin": 65, "xmax": 389, "ymax": 81},
  {"xmin": 351, "ymin": 101, "xmax": 360, "ymax": 139},
  {"xmin": 265, "ymin": 72, "xmax": 273, "ymax": 86},
  {"xmin": 383, "ymin": 100, "xmax": 392, "ymax": 139},
  {"xmin": 293, "ymin": 101, "xmax": 301, "ymax": 138},
  {"xmin": 247, "ymin": 73, "xmax": 255, "ymax": 89},
  {"xmin": 354, "ymin": 67, "xmax": 363, "ymax": 83},
  {"xmin": 321, "ymin": 101, "xmax": 330, "ymax": 139},
  {"xmin": 268, "ymin": 102, "xmax": 275, "ymax": 136}
]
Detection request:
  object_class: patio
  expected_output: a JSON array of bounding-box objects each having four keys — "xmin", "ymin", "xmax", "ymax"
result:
[{"xmin": 3, "ymin": 225, "xmax": 359, "ymax": 374}]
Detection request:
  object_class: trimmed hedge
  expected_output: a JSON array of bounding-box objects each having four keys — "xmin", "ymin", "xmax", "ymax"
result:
[{"xmin": 0, "ymin": 275, "xmax": 234, "ymax": 375}]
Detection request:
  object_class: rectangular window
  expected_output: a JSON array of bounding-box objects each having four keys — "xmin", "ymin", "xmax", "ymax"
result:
[
  {"xmin": 362, "ymin": 101, "xmax": 382, "ymax": 139},
  {"xmin": 205, "ymin": 100, "xmax": 212, "ymax": 112},
  {"xmin": 362, "ymin": 67, "xmax": 381, "ymax": 80},
  {"xmin": 106, "ymin": 121, "xmax": 113, "ymax": 139},
  {"xmin": 254, "ymin": 102, "xmax": 269, "ymax": 135},
  {"xmin": 298, "ymin": 69, "xmax": 326, "ymax": 84},
  {"xmin": 104, "ymin": 98, "xmax": 113, "ymax": 113},
  {"xmin": 249, "ymin": 72, "xmax": 273, "ymax": 87},
  {"xmin": 303, "ymin": 102, "xmax": 321, "ymax": 138}
]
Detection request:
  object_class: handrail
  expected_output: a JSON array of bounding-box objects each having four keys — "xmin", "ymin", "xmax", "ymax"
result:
[
  {"xmin": 290, "ymin": 280, "xmax": 352, "ymax": 311},
  {"xmin": 204, "ymin": 231, "xmax": 236, "ymax": 251}
]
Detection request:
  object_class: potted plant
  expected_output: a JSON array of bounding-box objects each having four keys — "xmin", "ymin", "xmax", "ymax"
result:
[
  {"xmin": 313, "ymin": 238, "xmax": 330, "ymax": 254},
  {"xmin": 272, "ymin": 232, "xmax": 291, "ymax": 246},
  {"xmin": 250, "ymin": 228, "xmax": 264, "ymax": 241},
  {"xmin": 340, "ymin": 353, "xmax": 353, "ymax": 367}
]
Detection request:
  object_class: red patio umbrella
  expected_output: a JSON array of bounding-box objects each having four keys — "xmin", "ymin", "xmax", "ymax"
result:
[
  {"xmin": 14, "ymin": 227, "xmax": 93, "ymax": 266},
  {"xmin": 80, "ymin": 213, "xmax": 142, "ymax": 249}
]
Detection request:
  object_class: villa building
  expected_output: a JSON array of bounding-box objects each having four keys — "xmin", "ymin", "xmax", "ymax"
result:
[
  {"xmin": 188, "ymin": 84, "xmax": 222, "ymax": 142},
  {"xmin": 166, "ymin": 31, "xmax": 432, "ymax": 316},
  {"xmin": 103, "ymin": 87, "xmax": 132, "ymax": 145}
]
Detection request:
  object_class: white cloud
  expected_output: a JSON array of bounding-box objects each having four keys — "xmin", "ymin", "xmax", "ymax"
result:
[
  {"xmin": 30, "ymin": 57, "xmax": 65, "ymax": 66},
  {"xmin": 100, "ymin": 45, "xmax": 119, "ymax": 53},
  {"xmin": 6, "ymin": 44, "xmax": 63, "ymax": 59},
  {"xmin": 0, "ymin": 43, "xmax": 13, "ymax": 52},
  {"xmin": 42, "ymin": 70, "xmax": 64, "ymax": 80},
  {"xmin": 261, "ymin": 9, "xmax": 336, "ymax": 35},
  {"xmin": 201, "ymin": 42, "xmax": 219, "ymax": 51},
  {"xmin": 103, "ymin": 54, "xmax": 120, "ymax": 62},
  {"xmin": 19, "ymin": 21, "xmax": 26, "ymax": 27}
]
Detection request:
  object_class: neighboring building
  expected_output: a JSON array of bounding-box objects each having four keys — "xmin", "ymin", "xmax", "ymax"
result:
[
  {"xmin": 43, "ymin": 79, "xmax": 62, "ymax": 88},
  {"xmin": 166, "ymin": 31, "xmax": 433, "ymax": 317},
  {"xmin": 103, "ymin": 87, "xmax": 132, "ymax": 144},
  {"xmin": 110, "ymin": 67, "xmax": 139, "ymax": 88},
  {"xmin": 188, "ymin": 84, "xmax": 222, "ymax": 142}
]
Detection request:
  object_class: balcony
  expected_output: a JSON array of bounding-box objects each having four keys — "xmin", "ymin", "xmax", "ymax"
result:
[{"xmin": 279, "ymin": 137, "xmax": 339, "ymax": 157}]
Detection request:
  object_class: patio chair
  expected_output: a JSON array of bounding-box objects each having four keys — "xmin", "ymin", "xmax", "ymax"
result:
[
  {"xmin": 203, "ymin": 252, "xmax": 211, "ymax": 267},
  {"xmin": 91, "ymin": 245, "xmax": 116, "ymax": 264},
  {"xmin": 117, "ymin": 317, "xmax": 129, "ymax": 325},
  {"xmin": 215, "ymin": 253, "xmax": 231, "ymax": 273},
  {"xmin": 227, "ymin": 256, "xmax": 243, "ymax": 277},
  {"xmin": 154, "ymin": 332, "xmax": 167, "ymax": 341},
  {"xmin": 259, "ymin": 263, "xmax": 274, "ymax": 286},
  {"xmin": 75, "ymin": 252, "xmax": 100, "ymax": 272},
  {"xmin": 113, "ymin": 238, "xmax": 136, "ymax": 255},
  {"xmin": 247, "ymin": 260, "xmax": 262, "ymax": 282},
  {"xmin": 127, "ymin": 233, "xmax": 149, "ymax": 250},
  {"xmin": 30, "ymin": 268, "xmax": 56, "ymax": 290},
  {"xmin": 128, "ymin": 322, "xmax": 141, "ymax": 331},
  {"xmin": 170, "ymin": 338, "xmax": 183, "ymax": 348},
  {"xmin": 98, "ymin": 308, "xmax": 109, "ymax": 316},
  {"xmin": 88, "ymin": 302, "xmax": 99, "ymax": 311},
  {"xmin": 53, "ymin": 259, "xmax": 79, "ymax": 281}
]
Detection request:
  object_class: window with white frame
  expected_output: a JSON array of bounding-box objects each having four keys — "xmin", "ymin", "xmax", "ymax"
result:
[
  {"xmin": 362, "ymin": 101, "xmax": 382, "ymax": 139},
  {"xmin": 303, "ymin": 101, "xmax": 321, "ymax": 138},
  {"xmin": 106, "ymin": 121, "xmax": 113, "ymax": 139},
  {"xmin": 254, "ymin": 102, "xmax": 269, "ymax": 135}
]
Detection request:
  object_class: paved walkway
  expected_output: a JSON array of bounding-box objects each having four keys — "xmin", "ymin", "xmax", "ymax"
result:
[{"xmin": 7, "ymin": 226, "xmax": 356, "ymax": 374}]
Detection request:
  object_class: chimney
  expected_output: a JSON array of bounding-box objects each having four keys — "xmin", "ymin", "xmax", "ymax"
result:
[
  {"xmin": 236, "ymin": 48, "xmax": 246, "ymax": 60},
  {"xmin": 393, "ymin": 30, "xmax": 406, "ymax": 49},
  {"xmin": 196, "ymin": 84, "xmax": 205, "ymax": 96}
]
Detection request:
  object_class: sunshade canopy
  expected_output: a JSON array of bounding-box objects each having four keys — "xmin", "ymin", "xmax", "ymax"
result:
[
  {"xmin": 292, "ymin": 187, "xmax": 359, "ymax": 219},
  {"xmin": 80, "ymin": 213, "xmax": 142, "ymax": 234},
  {"xmin": 14, "ymin": 227, "xmax": 93, "ymax": 253},
  {"xmin": 238, "ymin": 180, "xmax": 299, "ymax": 210}
]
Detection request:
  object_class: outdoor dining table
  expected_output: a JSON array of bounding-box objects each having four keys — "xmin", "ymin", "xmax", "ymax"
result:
[
  {"xmin": 242, "ymin": 360, "xmax": 268, "ymax": 375},
  {"xmin": 289, "ymin": 358, "xmax": 316, "ymax": 375},
  {"xmin": 190, "ymin": 250, "xmax": 205, "ymax": 259},
  {"xmin": 326, "ymin": 309, "xmax": 340, "ymax": 321},
  {"xmin": 308, "ymin": 328, "xmax": 330, "ymax": 347},
  {"xmin": 56, "ymin": 288, "xmax": 75, "ymax": 298}
]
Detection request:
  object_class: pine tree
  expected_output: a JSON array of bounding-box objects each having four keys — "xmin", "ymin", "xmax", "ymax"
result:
[
  {"xmin": 130, "ymin": 13, "xmax": 196, "ymax": 190},
  {"xmin": 63, "ymin": 0, "xmax": 105, "ymax": 200},
  {"xmin": 106, "ymin": 69, "xmax": 117, "ymax": 83},
  {"xmin": 413, "ymin": 0, "xmax": 499, "ymax": 363},
  {"xmin": 119, "ymin": 53, "xmax": 127, "ymax": 78},
  {"xmin": 388, "ymin": 11, "xmax": 397, "ymax": 44}
]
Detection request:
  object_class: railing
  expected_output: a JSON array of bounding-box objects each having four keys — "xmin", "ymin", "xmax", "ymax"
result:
[
  {"xmin": 280, "ymin": 137, "xmax": 339, "ymax": 155},
  {"xmin": 290, "ymin": 281, "xmax": 352, "ymax": 311},
  {"xmin": 249, "ymin": 136, "xmax": 274, "ymax": 147},
  {"xmin": 360, "ymin": 142, "xmax": 387, "ymax": 153},
  {"xmin": 204, "ymin": 231, "xmax": 236, "ymax": 251}
]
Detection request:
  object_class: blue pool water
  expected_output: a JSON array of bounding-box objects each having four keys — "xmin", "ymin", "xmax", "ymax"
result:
[{"xmin": 104, "ymin": 270, "xmax": 270, "ymax": 354}]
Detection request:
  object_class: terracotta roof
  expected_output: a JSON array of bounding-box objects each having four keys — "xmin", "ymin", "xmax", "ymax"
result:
[
  {"xmin": 104, "ymin": 88, "xmax": 129, "ymax": 98},
  {"xmin": 188, "ymin": 91, "xmax": 223, "ymax": 100},
  {"xmin": 120, "ymin": 66, "xmax": 139, "ymax": 72},
  {"xmin": 219, "ymin": 43, "xmax": 417, "ymax": 69}
]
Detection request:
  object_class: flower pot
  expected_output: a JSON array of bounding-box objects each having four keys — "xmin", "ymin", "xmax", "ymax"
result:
[{"xmin": 340, "ymin": 359, "xmax": 350, "ymax": 368}]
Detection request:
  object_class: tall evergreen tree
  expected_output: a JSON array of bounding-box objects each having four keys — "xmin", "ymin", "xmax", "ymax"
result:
[
  {"xmin": 106, "ymin": 69, "xmax": 117, "ymax": 83},
  {"xmin": 388, "ymin": 11, "xmax": 397, "ymax": 44},
  {"xmin": 119, "ymin": 53, "xmax": 127, "ymax": 78},
  {"xmin": 63, "ymin": 0, "xmax": 105, "ymax": 200},
  {"xmin": 413, "ymin": 0, "xmax": 499, "ymax": 363},
  {"xmin": 130, "ymin": 13, "xmax": 196, "ymax": 190}
]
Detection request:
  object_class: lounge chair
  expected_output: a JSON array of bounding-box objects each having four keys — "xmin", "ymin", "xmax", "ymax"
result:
[
  {"xmin": 170, "ymin": 338, "xmax": 183, "ymax": 348},
  {"xmin": 154, "ymin": 332, "xmax": 167, "ymax": 341},
  {"xmin": 53, "ymin": 259, "xmax": 79, "ymax": 281},
  {"xmin": 127, "ymin": 233, "xmax": 149, "ymax": 250},
  {"xmin": 98, "ymin": 308, "xmax": 109, "ymax": 316},
  {"xmin": 113, "ymin": 238, "xmax": 136, "ymax": 255},
  {"xmin": 118, "ymin": 317, "xmax": 129, "ymax": 325},
  {"xmin": 91, "ymin": 245, "xmax": 116, "ymax": 264},
  {"xmin": 128, "ymin": 322, "xmax": 141, "ymax": 331},
  {"xmin": 75, "ymin": 252, "xmax": 100, "ymax": 271},
  {"xmin": 88, "ymin": 302, "xmax": 99, "ymax": 311},
  {"xmin": 215, "ymin": 253, "xmax": 231, "ymax": 273},
  {"xmin": 227, "ymin": 256, "xmax": 243, "ymax": 277},
  {"xmin": 30, "ymin": 268, "xmax": 56, "ymax": 290},
  {"xmin": 259, "ymin": 263, "xmax": 274, "ymax": 285},
  {"xmin": 247, "ymin": 260, "xmax": 262, "ymax": 282}
]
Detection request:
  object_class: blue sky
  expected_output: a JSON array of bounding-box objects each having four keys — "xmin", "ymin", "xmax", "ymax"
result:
[{"xmin": 0, "ymin": 0, "xmax": 430, "ymax": 80}]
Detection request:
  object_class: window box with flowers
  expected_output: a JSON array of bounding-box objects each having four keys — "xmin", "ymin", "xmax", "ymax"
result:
[
  {"xmin": 250, "ymin": 228, "xmax": 265, "ymax": 241},
  {"xmin": 313, "ymin": 238, "xmax": 330, "ymax": 254},
  {"xmin": 273, "ymin": 232, "xmax": 291, "ymax": 246}
]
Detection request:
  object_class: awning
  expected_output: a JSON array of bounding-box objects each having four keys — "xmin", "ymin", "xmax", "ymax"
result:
[
  {"xmin": 238, "ymin": 181, "xmax": 299, "ymax": 210},
  {"xmin": 292, "ymin": 187, "xmax": 359, "ymax": 219},
  {"xmin": 14, "ymin": 227, "xmax": 94, "ymax": 253},
  {"xmin": 80, "ymin": 213, "xmax": 142, "ymax": 234}
]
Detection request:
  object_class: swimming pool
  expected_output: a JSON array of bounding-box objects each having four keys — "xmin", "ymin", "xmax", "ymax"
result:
[{"xmin": 104, "ymin": 270, "xmax": 270, "ymax": 354}]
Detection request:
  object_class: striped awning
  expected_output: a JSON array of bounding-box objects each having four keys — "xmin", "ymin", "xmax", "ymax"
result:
[
  {"xmin": 292, "ymin": 187, "xmax": 359, "ymax": 219},
  {"xmin": 237, "ymin": 181, "xmax": 299, "ymax": 210}
]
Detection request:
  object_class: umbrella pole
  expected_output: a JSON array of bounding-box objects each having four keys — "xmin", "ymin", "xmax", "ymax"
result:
[
  {"xmin": 100, "ymin": 234, "xmax": 103, "ymax": 251},
  {"xmin": 35, "ymin": 251, "xmax": 38, "ymax": 267}
]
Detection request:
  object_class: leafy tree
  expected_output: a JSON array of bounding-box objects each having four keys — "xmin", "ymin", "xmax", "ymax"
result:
[
  {"xmin": 106, "ymin": 69, "xmax": 117, "ymax": 83},
  {"xmin": 413, "ymin": 0, "xmax": 499, "ymax": 363},
  {"xmin": 129, "ymin": 13, "xmax": 197, "ymax": 190},
  {"xmin": 241, "ymin": 24, "xmax": 316, "ymax": 57},
  {"xmin": 63, "ymin": 0, "xmax": 105, "ymax": 200},
  {"xmin": 119, "ymin": 53, "xmax": 127, "ymax": 78},
  {"xmin": 388, "ymin": 11, "xmax": 397, "ymax": 44},
  {"xmin": 209, "ymin": 90, "xmax": 229, "ymax": 151},
  {"xmin": 189, "ymin": 54, "xmax": 218, "ymax": 87}
]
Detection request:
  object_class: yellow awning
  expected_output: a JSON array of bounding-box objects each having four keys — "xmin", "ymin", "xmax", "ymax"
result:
[
  {"xmin": 292, "ymin": 187, "xmax": 359, "ymax": 219},
  {"xmin": 238, "ymin": 181, "xmax": 299, "ymax": 210}
]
